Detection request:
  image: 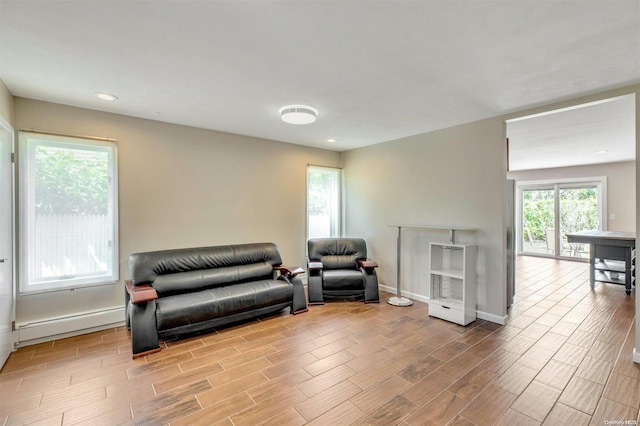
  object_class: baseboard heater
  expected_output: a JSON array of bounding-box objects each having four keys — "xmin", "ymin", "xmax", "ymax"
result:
[{"xmin": 15, "ymin": 306, "xmax": 126, "ymax": 347}]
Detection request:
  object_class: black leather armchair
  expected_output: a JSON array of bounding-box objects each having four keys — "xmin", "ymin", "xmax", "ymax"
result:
[{"xmin": 307, "ymin": 237, "xmax": 379, "ymax": 304}]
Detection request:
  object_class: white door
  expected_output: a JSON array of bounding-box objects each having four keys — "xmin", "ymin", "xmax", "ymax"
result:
[{"xmin": 0, "ymin": 118, "xmax": 14, "ymax": 369}]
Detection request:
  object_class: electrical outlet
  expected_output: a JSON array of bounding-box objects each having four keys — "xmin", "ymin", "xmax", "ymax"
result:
[{"xmin": 609, "ymin": 213, "xmax": 616, "ymax": 221}]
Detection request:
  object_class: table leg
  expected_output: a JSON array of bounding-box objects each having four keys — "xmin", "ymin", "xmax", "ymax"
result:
[
  {"xmin": 625, "ymin": 247, "xmax": 632, "ymax": 295},
  {"xmin": 589, "ymin": 244, "xmax": 596, "ymax": 290}
]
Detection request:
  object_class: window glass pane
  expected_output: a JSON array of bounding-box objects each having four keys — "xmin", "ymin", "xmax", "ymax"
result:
[
  {"xmin": 559, "ymin": 186, "xmax": 598, "ymax": 259},
  {"xmin": 19, "ymin": 133, "xmax": 118, "ymax": 293},
  {"xmin": 521, "ymin": 188, "xmax": 555, "ymax": 255},
  {"xmin": 307, "ymin": 166, "xmax": 340, "ymax": 239}
]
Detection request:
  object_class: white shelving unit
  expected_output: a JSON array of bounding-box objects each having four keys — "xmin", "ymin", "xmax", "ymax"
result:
[
  {"xmin": 429, "ymin": 242, "xmax": 477, "ymax": 326},
  {"xmin": 386, "ymin": 225, "xmax": 477, "ymax": 307}
]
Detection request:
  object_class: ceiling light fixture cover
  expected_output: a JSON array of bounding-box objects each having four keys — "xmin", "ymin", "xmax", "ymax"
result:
[
  {"xmin": 95, "ymin": 92, "xmax": 118, "ymax": 101},
  {"xmin": 279, "ymin": 105, "xmax": 318, "ymax": 125}
]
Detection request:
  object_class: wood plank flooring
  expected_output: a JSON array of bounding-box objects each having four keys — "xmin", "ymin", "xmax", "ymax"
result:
[{"xmin": 1, "ymin": 256, "xmax": 639, "ymax": 425}]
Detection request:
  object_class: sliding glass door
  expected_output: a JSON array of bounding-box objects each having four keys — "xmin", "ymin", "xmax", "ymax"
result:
[{"xmin": 518, "ymin": 179, "xmax": 604, "ymax": 259}]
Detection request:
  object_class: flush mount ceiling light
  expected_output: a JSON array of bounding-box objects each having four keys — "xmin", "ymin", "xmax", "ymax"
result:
[
  {"xmin": 95, "ymin": 92, "xmax": 118, "ymax": 101},
  {"xmin": 279, "ymin": 105, "xmax": 318, "ymax": 125}
]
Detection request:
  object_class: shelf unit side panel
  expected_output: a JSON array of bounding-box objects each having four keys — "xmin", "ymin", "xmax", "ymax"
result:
[{"xmin": 463, "ymin": 245, "xmax": 477, "ymax": 314}]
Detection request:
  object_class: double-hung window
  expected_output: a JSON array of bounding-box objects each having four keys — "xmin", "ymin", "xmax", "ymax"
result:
[{"xmin": 18, "ymin": 132, "xmax": 118, "ymax": 293}]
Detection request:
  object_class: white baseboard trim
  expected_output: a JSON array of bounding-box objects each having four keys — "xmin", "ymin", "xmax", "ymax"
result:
[
  {"xmin": 379, "ymin": 284, "xmax": 430, "ymax": 304},
  {"xmin": 15, "ymin": 306, "xmax": 125, "ymax": 347},
  {"xmin": 633, "ymin": 348, "xmax": 640, "ymax": 364},
  {"xmin": 379, "ymin": 284, "xmax": 506, "ymax": 325},
  {"xmin": 476, "ymin": 311, "xmax": 507, "ymax": 325}
]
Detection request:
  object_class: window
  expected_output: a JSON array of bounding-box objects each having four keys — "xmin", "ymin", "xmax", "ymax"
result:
[
  {"xmin": 517, "ymin": 177, "xmax": 605, "ymax": 260},
  {"xmin": 307, "ymin": 165, "xmax": 341, "ymax": 239},
  {"xmin": 18, "ymin": 132, "xmax": 118, "ymax": 293}
]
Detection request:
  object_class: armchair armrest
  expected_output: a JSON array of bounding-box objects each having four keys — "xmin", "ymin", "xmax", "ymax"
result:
[
  {"xmin": 308, "ymin": 261, "xmax": 323, "ymax": 271},
  {"xmin": 358, "ymin": 259, "xmax": 378, "ymax": 268},
  {"xmin": 273, "ymin": 265, "xmax": 305, "ymax": 277},
  {"xmin": 125, "ymin": 279, "xmax": 158, "ymax": 304}
]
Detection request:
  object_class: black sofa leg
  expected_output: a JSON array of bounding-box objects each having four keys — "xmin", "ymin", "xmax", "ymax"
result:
[
  {"xmin": 129, "ymin": 300, "xmax": 161, "ymax": 358},
  {"xmin": 307, "ymin": 275, "xmax": 324, "ymax": 305},
  {"xmin": 364, "ymin": 270, "xmax": 380, "ymax": 303},
  {"xmin": 290, "ymin": 275, "xmax": 309, "ymax": 313}
]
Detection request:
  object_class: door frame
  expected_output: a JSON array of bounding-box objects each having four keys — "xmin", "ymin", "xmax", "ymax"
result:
[{"xmin": 0, "ymin": 114, "xmax": 15, "ymax": 368}]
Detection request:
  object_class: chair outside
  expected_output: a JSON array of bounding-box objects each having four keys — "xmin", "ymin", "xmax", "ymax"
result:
[{"xmin": 545, "ymin": 228, "xmax": 573, "ymax": 256}]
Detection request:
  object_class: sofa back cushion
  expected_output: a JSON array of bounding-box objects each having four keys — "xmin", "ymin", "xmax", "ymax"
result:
[
  {"xmin": 129, "ymin": 242, "xmax": 283, "ymax": 294},
  {"xmin": 308, "ymin": 238, "xmax": 367, "ymax": 270}
]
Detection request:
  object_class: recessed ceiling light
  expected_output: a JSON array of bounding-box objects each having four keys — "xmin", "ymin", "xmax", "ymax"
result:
[
  {"xmin": 95, "ymin": 92, "xmax": 118, "ymax": 101},
  {"xmin": 279, "ymin": 105, "xmax": 318, "ymax": 125},
  {"xmin": 595, "ymin": 150, "xmax": 608, "ymax": 154},
  {"xmin": 327, "ymin": 138, "xmax": 336, "ymax": 143}
]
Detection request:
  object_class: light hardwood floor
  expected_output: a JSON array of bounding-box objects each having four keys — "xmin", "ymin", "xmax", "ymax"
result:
[{"xmin": 1, "ymin": 256, "xmax": 639, "ymax": 425}]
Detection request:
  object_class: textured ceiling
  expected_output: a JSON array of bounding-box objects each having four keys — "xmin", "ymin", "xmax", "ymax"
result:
[
  {"xmin": 1, "ymin": 1, "xmax": 639, "ymax": 153},
  {"xmin": 508, "ymin": 94, "xmax": 636, "ymax": 171}
]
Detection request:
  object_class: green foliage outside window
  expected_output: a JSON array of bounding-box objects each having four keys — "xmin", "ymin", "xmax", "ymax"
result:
[
  {"xmin": 522, "ymin": 190, "xmax": 553, "ymax": 242},
  {"xmin": 523, "ymin": 187, "xmax": 598, "ymax": 242},
  {"xmin": 308, "ymin": 169, "xmax": 336, "ymax": 216},
  {"xmin": 34, "ymin": 146, "xmax": 109, "ymax": 215}
]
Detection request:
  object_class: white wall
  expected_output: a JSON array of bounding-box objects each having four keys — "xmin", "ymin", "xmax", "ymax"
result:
[
  {"xmin": 13, "ymin": 98, "xmax": 341, "ymax": 328},
  {"xmin": 508, "ymin": 161, "xmax": 636, "ymax": 232},
  {"xmin": 0, "ymin": 79, "xmax": 13, "ymax": 124},
  {"xmin": 636, "ymin": 89, "xmax": 640, "ymax": 364},
  {"xmin": 342, "ymin": 117, "xmax": 508, "ymax": 323}
]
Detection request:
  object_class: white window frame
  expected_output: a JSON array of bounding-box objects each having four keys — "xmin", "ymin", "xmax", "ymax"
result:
[
  {"xmin": 516, "ymin": 176, "xmax": 606, "ymax": 257},
  {"xmin": 18, "ymin": 131, "xmax": 119, "ymax": 294},
  {"xmin": 306, "ymin": 165, "xmax": 342, "ymax": 240}
]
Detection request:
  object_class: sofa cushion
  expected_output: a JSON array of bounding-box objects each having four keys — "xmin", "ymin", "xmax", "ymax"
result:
[
  {"xmin": 322, "ymin": 270, "xmax": 364, "ymax": 290},
  {"xmin": 129, "ymin": 242, "xmax": 283, "ymax": 286},
  {"xmin": 321, "ymin": 255, "xmax": 357, "ymax": 270},
  {"xmin": 152, "ymin": 262, "xmax": 273, "ymax": 295},
  {"xmin": 155, "ymin": 279, "xmax": 293, "ymax": 331},
  {"xmin": 308, "ymin": 238, "xmax": 367, "ymax": 269}
]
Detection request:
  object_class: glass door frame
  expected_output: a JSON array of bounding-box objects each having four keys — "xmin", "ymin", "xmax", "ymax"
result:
[{"xmin": 516, "ymin": 176, "xmax": 607, "ymax": 260}]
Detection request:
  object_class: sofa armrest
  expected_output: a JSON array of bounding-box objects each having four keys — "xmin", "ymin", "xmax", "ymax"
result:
[
  {"xmin": 358, "ymin": 259, "xmax": 378, "ymax": 268},
  {"xmin": 125, "ymin": 279, "xmax": 158, "ymax": 304},
  {"xmin": 273, "ymin": 265, "xmax": 305, "ymax": 277},
  {"xmin": 308, "ymin": 261, "xmax": 323, "ymax": 270}
]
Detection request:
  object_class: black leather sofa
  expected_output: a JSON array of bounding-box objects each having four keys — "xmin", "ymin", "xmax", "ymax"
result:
[
  {"xmin": 125, "ymin": 242, "xmax": 307, "ymax": 358},
  {"xmin": 307, "ymin": 237, "xmax": 379, "ymax": 304}
]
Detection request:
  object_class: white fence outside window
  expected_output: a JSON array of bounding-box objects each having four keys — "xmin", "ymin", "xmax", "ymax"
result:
[
  {"xmin": 308, "ymin": 215, "xmax": 330, "ymax": 239},
  {"xmin": 30, "ymin": 214, "xmax": 111, "ymax": 282}
]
